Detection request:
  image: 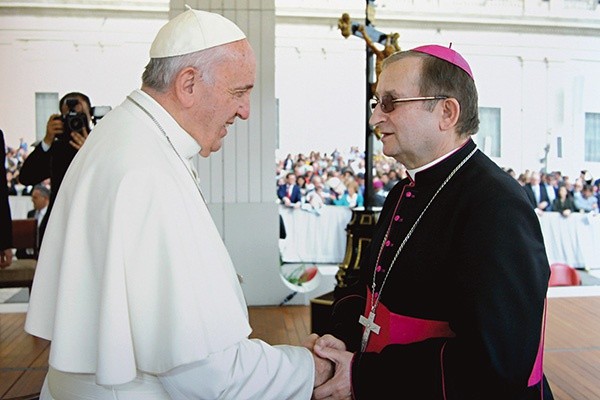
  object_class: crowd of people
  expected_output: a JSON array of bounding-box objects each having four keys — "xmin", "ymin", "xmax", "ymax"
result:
[
  {"xmin": 275, "ymin": 147, "xmax": 405, "ymax": 211},
  {"xmin": 6, "ymin": 138, "xmax": 600, "ymax": 218},
  {"xmin": 276, "ymin": 148, "xmax": 600, "ymax": 215}
]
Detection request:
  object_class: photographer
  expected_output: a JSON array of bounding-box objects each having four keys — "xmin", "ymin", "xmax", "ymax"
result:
[{"xmin": 19, "ymin": 92, "xmax": 97, "ymax": 245}]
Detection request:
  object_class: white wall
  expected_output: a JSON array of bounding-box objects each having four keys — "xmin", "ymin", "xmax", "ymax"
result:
[{"xmin": 275, "ymin": 22, "xmax": 367, "ymax": 156}]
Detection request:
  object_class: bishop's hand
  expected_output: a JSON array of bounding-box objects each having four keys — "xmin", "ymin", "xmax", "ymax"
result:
[
  {"xmin": 312, "ymin": 334, "xmax": 353, "ymax": 400},
  {"xmin": 303, "ymin": 334, "xmax": 334, "ymax": 387}
]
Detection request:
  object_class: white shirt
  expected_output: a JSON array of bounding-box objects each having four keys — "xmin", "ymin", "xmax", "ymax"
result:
[
  {"xmin": 26, "ymin": 90, "xmax": 314, "ymax": 399},
  {"xmin": 35, "ymin": 205, "xmax": 47, "ymax": 226},
  {"xmin": 545, "ymin": 185, "xmax": 556, "ymax": 204},
  {"xmin": 531, "ymin": 184, "xmax": 541, "ymax": 204}
]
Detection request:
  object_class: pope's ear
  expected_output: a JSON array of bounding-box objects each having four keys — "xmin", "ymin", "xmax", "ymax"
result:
[
  {"xmin": 175, "ymin": 67, "xmax": 197, "ymax": 108},
  {"xmin": 439, "ymin": 98, "xmax": 460, "ymax": 131}
]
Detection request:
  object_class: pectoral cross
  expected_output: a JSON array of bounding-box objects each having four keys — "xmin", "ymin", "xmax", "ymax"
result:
[{"xmin": 359, "ymin": 311, "xmax": 380, "ymax": 352}]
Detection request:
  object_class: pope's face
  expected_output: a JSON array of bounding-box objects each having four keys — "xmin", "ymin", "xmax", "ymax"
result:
[
  {"xmin": 193, "ymin": 40, "xmax": 256, "ymax": 157},
  {"xmin": 369, "ymin": 56, "xmax": 444, "ymax": 169}
]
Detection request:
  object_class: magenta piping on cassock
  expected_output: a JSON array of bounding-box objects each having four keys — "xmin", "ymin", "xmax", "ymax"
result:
[{"xmin": 527, "ymin": 298, "xmax": 547, "ymax": 388}]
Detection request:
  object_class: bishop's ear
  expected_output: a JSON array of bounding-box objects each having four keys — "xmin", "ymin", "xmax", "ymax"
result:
[{"xmin": 439, "ymin": 97, "xmax": 460, "ymax": 131}]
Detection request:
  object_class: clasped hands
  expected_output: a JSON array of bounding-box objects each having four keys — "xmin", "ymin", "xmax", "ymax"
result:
[{"xmin": 303, "ymin": 333, "xmax": 354, "ymax": 400}]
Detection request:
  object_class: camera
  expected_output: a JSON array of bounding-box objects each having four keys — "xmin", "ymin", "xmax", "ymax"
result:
[
  {"xmin": 55, "ymin": 98, "xmax": 89, "ymax": 140},
  {"xmin": 55, "ymin": 98, "xmax": 112, "ymax": 141}
]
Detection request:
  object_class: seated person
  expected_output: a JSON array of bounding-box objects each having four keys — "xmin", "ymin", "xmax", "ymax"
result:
[
  {"xmin": 332, "ymin": 180, "xmax": 364, "ymax": 208},
  {"xmin": 523, "ymin": 171, "xmax": 551, "ymax": 213},
  {"xmin": 15, "ymin": 184, "xmax": 49, "ymax": 259},
  {"xmin": 277, "ymin": 172, "xmax": 302, "ymax": 207},
  {"xmin": 304, "ymin": 182, "xmax": 328, "ymax": 213},
  {"xmin": 574, "ymin": 184, "xmax": 598, "ymax": 213},
  {"xmin": 551, "ymin": 185, "xmax": 576, "ymax": 217},
  {"xmin": 372, "ymin": 178, "xmax": 387, "ymax": 207}
]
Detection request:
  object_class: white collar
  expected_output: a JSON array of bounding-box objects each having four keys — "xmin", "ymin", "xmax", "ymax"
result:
[
  {"xmin": 129, "ymin": 89, "xmax": 201, "ymax": 160},
  {"xmin": 406, "ymin": 146, "xmax": 462, "ymax": 181}
]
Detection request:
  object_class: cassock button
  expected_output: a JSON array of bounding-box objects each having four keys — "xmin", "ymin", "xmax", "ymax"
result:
[
  {"xmin": 394, "ymin": 215, "xmax": 400, "ymax": 221},
  {"xmin": 385, "ymin": 240, "xmax": 391, "ymax": 247},
  {"xmin": 376, "ymin": 265, "xmax": 382, "ymax": 272},
  {"xmin": 406, "ymin": 191, "xmax": 412, "ymax": 197}
]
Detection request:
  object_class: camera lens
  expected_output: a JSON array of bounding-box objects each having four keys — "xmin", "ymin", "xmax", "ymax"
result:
[
  {"xmin": 68, "ymin": 115, "xmax": 85, "ymax": 132},
  {"xmin": 64, "ymin": 112, "xmax": 88, "ymax": 134}
]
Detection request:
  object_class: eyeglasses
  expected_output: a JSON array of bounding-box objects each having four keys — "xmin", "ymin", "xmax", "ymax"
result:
[{"xmin": 369, "ymin": 94, "xmax": 448, "ymax": 113}]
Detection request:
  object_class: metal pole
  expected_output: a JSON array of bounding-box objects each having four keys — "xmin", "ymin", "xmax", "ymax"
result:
[{"xmin": 363, "ymin": 0, "xmax": 374, "ymax": 210}]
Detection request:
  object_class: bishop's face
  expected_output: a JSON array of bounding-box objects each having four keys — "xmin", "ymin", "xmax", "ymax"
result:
[
  {"xmin": 193, "ymin": 40, "xmax": 256, "ymax": 158},
  {"xmin": 369, "ymin": 57, "xmax": 446, "ymax": 170}
]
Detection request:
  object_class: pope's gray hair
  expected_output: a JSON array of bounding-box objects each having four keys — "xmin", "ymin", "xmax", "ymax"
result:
[{"xmin": 142, "ymin": 45, "xmax": 233, "ymax": 92}]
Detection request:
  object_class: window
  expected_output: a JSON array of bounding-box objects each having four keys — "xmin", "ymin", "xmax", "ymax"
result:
[
  {"xmin": 476, "ymin": 107, "xmax": 501, "ymax": 157},
  {"xmin": 35, "ymin": 92, "xmax": 59, "ymax": 142},
  {"xmin": 584, "ymin": 112, "xmax": 600, "ymax": 162}
]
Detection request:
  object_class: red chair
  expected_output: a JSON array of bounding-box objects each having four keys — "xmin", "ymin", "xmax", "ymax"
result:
[{"xmin": 548, "ymin": 263, "xmax": 582, "ymax": 287}]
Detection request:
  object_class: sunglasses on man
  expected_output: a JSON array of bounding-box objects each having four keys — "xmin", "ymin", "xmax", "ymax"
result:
[{"xmin": 369, "ymin": 94, "xmax": 448, "ymax": 113}]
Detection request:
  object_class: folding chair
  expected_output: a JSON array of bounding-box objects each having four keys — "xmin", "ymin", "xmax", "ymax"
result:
[{"xmin": 548, "ymin": 263, "xmax": 582, "ymax": 287}]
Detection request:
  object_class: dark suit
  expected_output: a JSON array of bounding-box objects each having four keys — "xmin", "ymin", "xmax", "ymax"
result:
[
  {"xmin": 277, "ymin": 183, "xmax": 302, "ymax": 204},
  {"xmin": 523, "ymin": 183, "xmax": 550, "ymax": 210},
  {"xmin": 18, "ymin": 139, "xmax": 77, "ymax": 245},
  {"xmin": 552, "ymin": 196, "xmax": 576, "ymax": 214},
  {"xmin": 1, "ymin": 130, "xmax": 13, "ymax": 251}
]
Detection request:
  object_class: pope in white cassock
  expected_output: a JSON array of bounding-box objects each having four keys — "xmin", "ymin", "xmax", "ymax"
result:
[{"xmin": 25, "ymin": 6, "xmax": 332, "ymax": 400}]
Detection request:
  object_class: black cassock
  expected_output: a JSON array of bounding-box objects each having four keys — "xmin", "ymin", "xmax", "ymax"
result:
[{"xmin": 331, "ymin": 139, "xmax": 554, "ymax": 399}]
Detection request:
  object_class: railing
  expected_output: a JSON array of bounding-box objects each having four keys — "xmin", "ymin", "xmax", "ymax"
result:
[{"xmin": 279, "ymin": 204, "xmax": 600, "ymax": 271}]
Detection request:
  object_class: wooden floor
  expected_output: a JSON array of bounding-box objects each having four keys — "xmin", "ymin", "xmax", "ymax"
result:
[{"xmin": 1, "ymin": 296, "xmax": 599, "ymax": 399}]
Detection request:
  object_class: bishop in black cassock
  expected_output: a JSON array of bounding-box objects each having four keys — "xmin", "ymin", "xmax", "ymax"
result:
[{"xmin": 314, "ymin": 45, "xmax": 553, "ymax": 400}]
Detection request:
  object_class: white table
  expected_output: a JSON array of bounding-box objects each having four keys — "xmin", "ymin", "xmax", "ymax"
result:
[
  {"xmin": 12, "ymin": 196, "xmax": 598, "ymax": 270},
  {"xmin": 280, "ymin": 206, "xmax": 600, "ymax": 271},
  {"xmin": 279, "ymin": 205, "xmax": 353, "ymax": 264},
  {"xmin": 8, "ymin": 196, "xmax": 32, "ymax": 220},
  {"xmin": 538, "ymin": 211, "xmax": 600, "ymax": 270}
]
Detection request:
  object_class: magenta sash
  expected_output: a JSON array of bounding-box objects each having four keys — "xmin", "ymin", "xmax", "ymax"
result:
[
  {"xmin": 363, "ymin": 288, "xmax": 455, "ymax": 353},
  {"xmin": 361, "ymin": 288, "xmax": 544, "ymax": 387}
]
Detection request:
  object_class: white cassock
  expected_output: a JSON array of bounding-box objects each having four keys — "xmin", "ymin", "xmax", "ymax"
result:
[{"xmin": 25, "ymin": 89, "xmax": 314, "ymax": 400}]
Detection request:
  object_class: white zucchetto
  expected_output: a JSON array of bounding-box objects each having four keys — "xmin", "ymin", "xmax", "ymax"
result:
[{"xmin": 149, "ymin": 5, "xmax": 246, "ymax": 58}]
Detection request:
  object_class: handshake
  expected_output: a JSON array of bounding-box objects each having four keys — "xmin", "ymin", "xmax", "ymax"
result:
[{"xmin": 303, "ymin": 333, "xmax": 353, "ymax": 400}]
